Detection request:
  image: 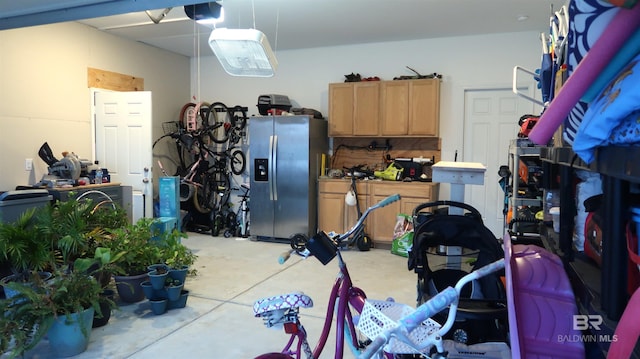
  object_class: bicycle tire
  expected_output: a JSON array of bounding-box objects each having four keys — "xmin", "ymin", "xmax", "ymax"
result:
[
  {"xmin": 192, "ymin": 169, "xmax": 217, "ymax": 214},
  {"xmin": 206, "ymin": 102, "xmax": 232, "ymax": 143},
  {"xmin": 192, "ymin": 182, "xmax": 213, "ymax": 214},
  {"xmin": 230, "ymin": 105, "xmax": 248, "ymax": 130},
  {"xmin": 179, "ymin": 102, "xmax": 202, "ymax": 132},
  {"xmin": 230, "ymin": 149, "xmax": 246, "ymax": 175},
  {"xmin": 209, "ymin": 170, "xmax": 231, "ymax": 211}
]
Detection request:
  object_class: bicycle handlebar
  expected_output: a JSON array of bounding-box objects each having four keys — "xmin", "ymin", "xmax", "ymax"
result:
[
  {"xmin": 358, "ymin": 258, "xmax": 506, "ymax": 359},
  {"xmin": 337, "ymin": 194, "xmax": 400, "ymax": 242},
  {"xmin": 278, "ymin": 249, "xmax": 294, "ymax": 264}
]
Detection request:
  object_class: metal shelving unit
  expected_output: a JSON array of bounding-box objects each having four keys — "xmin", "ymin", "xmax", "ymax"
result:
[
  {"xmin": 506, "ymin": 138, "xmax": 544, "ymax": 233},
  {"xmin": 540, "ymin": 145, "xmax": 640, "ymax": 358}
]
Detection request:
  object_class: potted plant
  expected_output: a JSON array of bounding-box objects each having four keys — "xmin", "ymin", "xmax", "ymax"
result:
[
  {"xmin": 103, "ymin": 218, "xmax": 165, "ymax": 303},
  {"xmin": 160, "ymin": 229, "xmax": 198, "ymax": 283},
  {"xmin": 37, "ymin": 197, "xmax": 128, "ymax": 266},
  {"xmin": 74, "ymin": 247, "xmax": 122, "ymax": 327},
  {"xmin": 0, "ymin": 208, "xmax": 55, "ymax": 297},
  {"xmin": 0, "ymin": 263, "xmax": 103, "ymax": 358}
]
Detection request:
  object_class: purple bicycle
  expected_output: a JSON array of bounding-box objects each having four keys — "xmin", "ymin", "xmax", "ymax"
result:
[{"xmin": 252, "ymin": 194, "xmax": 401, "ymax": 359}]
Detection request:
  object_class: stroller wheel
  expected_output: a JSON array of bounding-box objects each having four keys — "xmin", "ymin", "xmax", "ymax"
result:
[{"xmin": 356, "ymin": 234, "xmax": 371, "ymax": 251}]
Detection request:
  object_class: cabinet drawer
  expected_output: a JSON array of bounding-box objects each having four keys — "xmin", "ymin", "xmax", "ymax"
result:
[
  {"xmin": 319, "ymin": 180, "xmax": 367, "ymax": 195},
  {"xmin": 370, "ymin": 182, "xmax": 432, "ymax": 199}
]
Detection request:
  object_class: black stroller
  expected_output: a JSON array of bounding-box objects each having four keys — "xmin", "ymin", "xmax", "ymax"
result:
[{"xmin": 407, "ymin": 200, "xmax": 508, "ymax": 345}]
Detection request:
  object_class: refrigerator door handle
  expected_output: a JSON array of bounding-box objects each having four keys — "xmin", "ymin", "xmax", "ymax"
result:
[
  {"xmin": 272, "ymin": 135, "xmax": 278, "ymax": 201},
  {"xmin": 268, "ymin": 135, "xmax": 276, "ymax": 201}
]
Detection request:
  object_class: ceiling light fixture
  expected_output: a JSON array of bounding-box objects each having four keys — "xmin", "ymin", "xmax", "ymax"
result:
[
  {"xmin": 208, "ymin": 28, "xmax": 278, "ymax": 77},
  {"xmin": 184, "ymin": 2, "xmax": 222, "ymax": 23}
]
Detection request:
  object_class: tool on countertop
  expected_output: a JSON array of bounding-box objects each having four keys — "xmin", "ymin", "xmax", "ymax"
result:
[
  {"xmin": 394, "ymin": 156, "xmax": 435, "ymax": 181},
  {"xmin": 374, "ymin": 162, "xmax": 403, "ymax": 181},
  {"xmin": 37, "ymin": 142, "xmax": 94, "ymax": 187}
]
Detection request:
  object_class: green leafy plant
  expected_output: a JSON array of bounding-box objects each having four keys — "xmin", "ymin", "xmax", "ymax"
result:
[
  {"xmin": 0, "ymin": 263, "xmax": 103, "ymax": 358},
  {"xmin": 36, "ymin": 196, "xmax": 128, "ymax": 266},
  {"xmin": 160, "ymin": 229, "xmax": 198, "ymax": 276},
  {"xmin": 74, "ymin": 246, "xmax": 125, "ymax": 287},
  {"xmin": 102, "ymin": 218, "xmax": 164, "ymax": 276},
  {"xmin": 0, "ymin": 208, "xmax": 54, "ymax": 283}
]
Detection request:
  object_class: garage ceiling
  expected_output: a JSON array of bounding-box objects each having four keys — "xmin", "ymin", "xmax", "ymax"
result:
[{"xmin": 0, "ymin": 0, "xmax": 562, "ymax": 57}]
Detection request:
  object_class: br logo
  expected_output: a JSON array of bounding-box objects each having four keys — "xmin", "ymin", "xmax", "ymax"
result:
[{"xmin": 573, "ymin": 315, "xmax": 603, "ymax": 330}]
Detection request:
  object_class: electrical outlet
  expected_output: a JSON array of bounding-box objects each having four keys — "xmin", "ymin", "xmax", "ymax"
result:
[{"xmin": 25, "ymin": 158, "xmax": 33, "ymax": 171}]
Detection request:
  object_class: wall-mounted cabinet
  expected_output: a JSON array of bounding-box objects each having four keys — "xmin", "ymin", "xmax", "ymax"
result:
[
  {"xmin": 328, "ymin": 78, "xmax": 440, "ymax": 137},
  {"xmin": 328, "ymin": 82, "xmax": 379, "ymax": 136},
  {"xmin": 380, "ymin": 79, "xmax": 440, "ymax": 136}
]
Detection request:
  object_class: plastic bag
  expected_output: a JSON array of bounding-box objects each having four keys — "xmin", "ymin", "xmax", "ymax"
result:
[{"xmin": 391, "ymin": 214, "xmax": 413, "ymax": 257}]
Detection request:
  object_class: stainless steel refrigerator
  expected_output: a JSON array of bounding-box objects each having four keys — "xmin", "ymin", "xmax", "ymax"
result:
[{"xmin": 249, "ymin": 115, "xmax": 328, "ymax": 242}]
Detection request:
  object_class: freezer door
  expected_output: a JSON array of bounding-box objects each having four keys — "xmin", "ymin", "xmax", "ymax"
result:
[
  {"xmin": 273, "ymin": 116, "xmax": 312, "ymax": 239},
  {"xmin": 249, "ymin": 117, "xmax": 275, "ymax": 238}
]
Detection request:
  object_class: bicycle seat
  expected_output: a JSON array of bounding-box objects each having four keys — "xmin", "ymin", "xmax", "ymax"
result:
[{"xmin": 253, "ymin": 292, "xmax": 314, "ymax": 316}]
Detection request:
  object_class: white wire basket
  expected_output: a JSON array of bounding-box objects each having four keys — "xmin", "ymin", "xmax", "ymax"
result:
[{"xmin": 357, "ymin": 299, "xmax": 441, "ymax": 354}]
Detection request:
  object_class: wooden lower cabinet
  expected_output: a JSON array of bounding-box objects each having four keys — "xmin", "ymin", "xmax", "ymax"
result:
[
  {"xmin": 369, "ymin": 182, "xmax": 437, "ymax": 246},
  {"xmin": 317, "ymin": 180, "xmax": 368, "ymax": 235},
  {"xmin": 318, "ymin": 179, "xmax": 438, "ymax": 248}
]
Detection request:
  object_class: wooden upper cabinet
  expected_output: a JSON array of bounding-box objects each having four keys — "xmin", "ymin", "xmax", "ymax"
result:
[
  {"xmin": 381, "ymin": 78, "xmax": 440, "ymax": 137},
  {"xmin": 329, "ymin": 78, "xmax": 440, "ymax": 137},
  {"xmin": 329, "ymin": 82, "xmax": 379, "ymax": 136},
  {"xmin": 380, "ymin": 81, "xmax": 409, "ymax": 136},
  {"xmin": 353, "ymin": 82, "xmax": 380, "ymax": 136},
  {"xmin": 328, "ymin": 83, "xmax": 354, "ymax": 136},
  {"xmin": 409, "ymin": 79, "xmax": 440, "ymax": 136}
]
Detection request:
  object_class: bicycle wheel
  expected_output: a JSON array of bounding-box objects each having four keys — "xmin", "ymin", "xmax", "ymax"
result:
[
  {"xmin": 209, "ymin": 170, "xmax": 231, "ymax": 212},
  {"xmin": 192, "ymin": 171, "xmax": 215, "ymax": 214},
  {"xmin": 230, "ymin": 149, "xmax": 246, "ymax": 175},
  {"xmin": 206, "ymin": 102, "xmax": 232, "ymax": 143},
  {"xmin": 179, "ymin": 102, "xmax": 206, "ymax": 132},
  {"xmin": 230, "ymin": 105, "xmax": 248, "ymax": 130}
]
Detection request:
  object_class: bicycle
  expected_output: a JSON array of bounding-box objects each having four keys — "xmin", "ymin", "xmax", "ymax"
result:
[
  {"xmin": 154, "ymin": 107, "xmax": 247, "ymax": 234},
  {"xmin": 357, "ymin": 259, "xmax": 507, "ymax": 359},
  {"xmin": 223, "ymin": 183, "xmax": 250, "ymax": 238},
  {"xmin": 252, "ymin": 194, "xmax": 400, "ymax": 359}
]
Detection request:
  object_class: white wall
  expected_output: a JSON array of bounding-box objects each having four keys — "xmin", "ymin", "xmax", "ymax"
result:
[
  {"xmin": 191, "ymin": 31, "xmax": 543, "ymax": 163},
  {"xmin": 0, "ymin": 21, "xmax": 191, "ymax": 192}
]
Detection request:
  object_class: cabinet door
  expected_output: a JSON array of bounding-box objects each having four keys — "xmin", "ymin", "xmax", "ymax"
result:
[
  {"xmin": 318, "ymin": 192, "xmax": 345, "ymax": 234},
  {"xmin": 380, "ymin": 81, "xmax": 409, "ymax": 136},
  {"xmin": 328, "ymin": 83, "xmax": 354, "ymax": 136},
  {"xmin": 409, "ymin": 79, "xmax": 440, "ymax": 136},
  {"xmin": 318, "ymin": 181, "xmax": 369, "ymax": 235},
  {"xmin": 369, "ymin": 194, "xmax": 402, "ymax": 244},
  {"xmin": 401, "ymin": 197, "xmax": 429, "ymax": 218},
  {"xmin": 353, "ymin": 82, "xmax": 380, "ymax": 136}
]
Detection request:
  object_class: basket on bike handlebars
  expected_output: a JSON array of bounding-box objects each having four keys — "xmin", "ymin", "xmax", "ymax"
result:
[
  {"xmin": 306, "ymin": 231, "xmax": 337, "ymax": 265},
  {"xmin": 357, "ymin": 299, "xmax": 440, "ymax": 354}
]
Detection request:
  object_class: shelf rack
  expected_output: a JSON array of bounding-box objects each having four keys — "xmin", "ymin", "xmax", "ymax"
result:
[
  {"xmin": 507, "ymin": 138, "xmax": 544, "ymax": 233},
  {"xmin": 540, "ymin": 145, "xmax": 640, "ymax": 358}
]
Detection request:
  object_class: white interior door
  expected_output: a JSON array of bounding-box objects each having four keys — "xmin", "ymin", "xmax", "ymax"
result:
[
  {"xmin": 93, "ymin": 90, "xmax": 153, "ymax": 222},
  {"xmin": 463, "ymin": 87, "xmax": 534, "ymax": 237}
]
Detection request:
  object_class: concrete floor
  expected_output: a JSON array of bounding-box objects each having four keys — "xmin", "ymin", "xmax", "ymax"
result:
[{"xmin": 22, "ymin": 233, "xmax": 419, "ymax": 358}]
